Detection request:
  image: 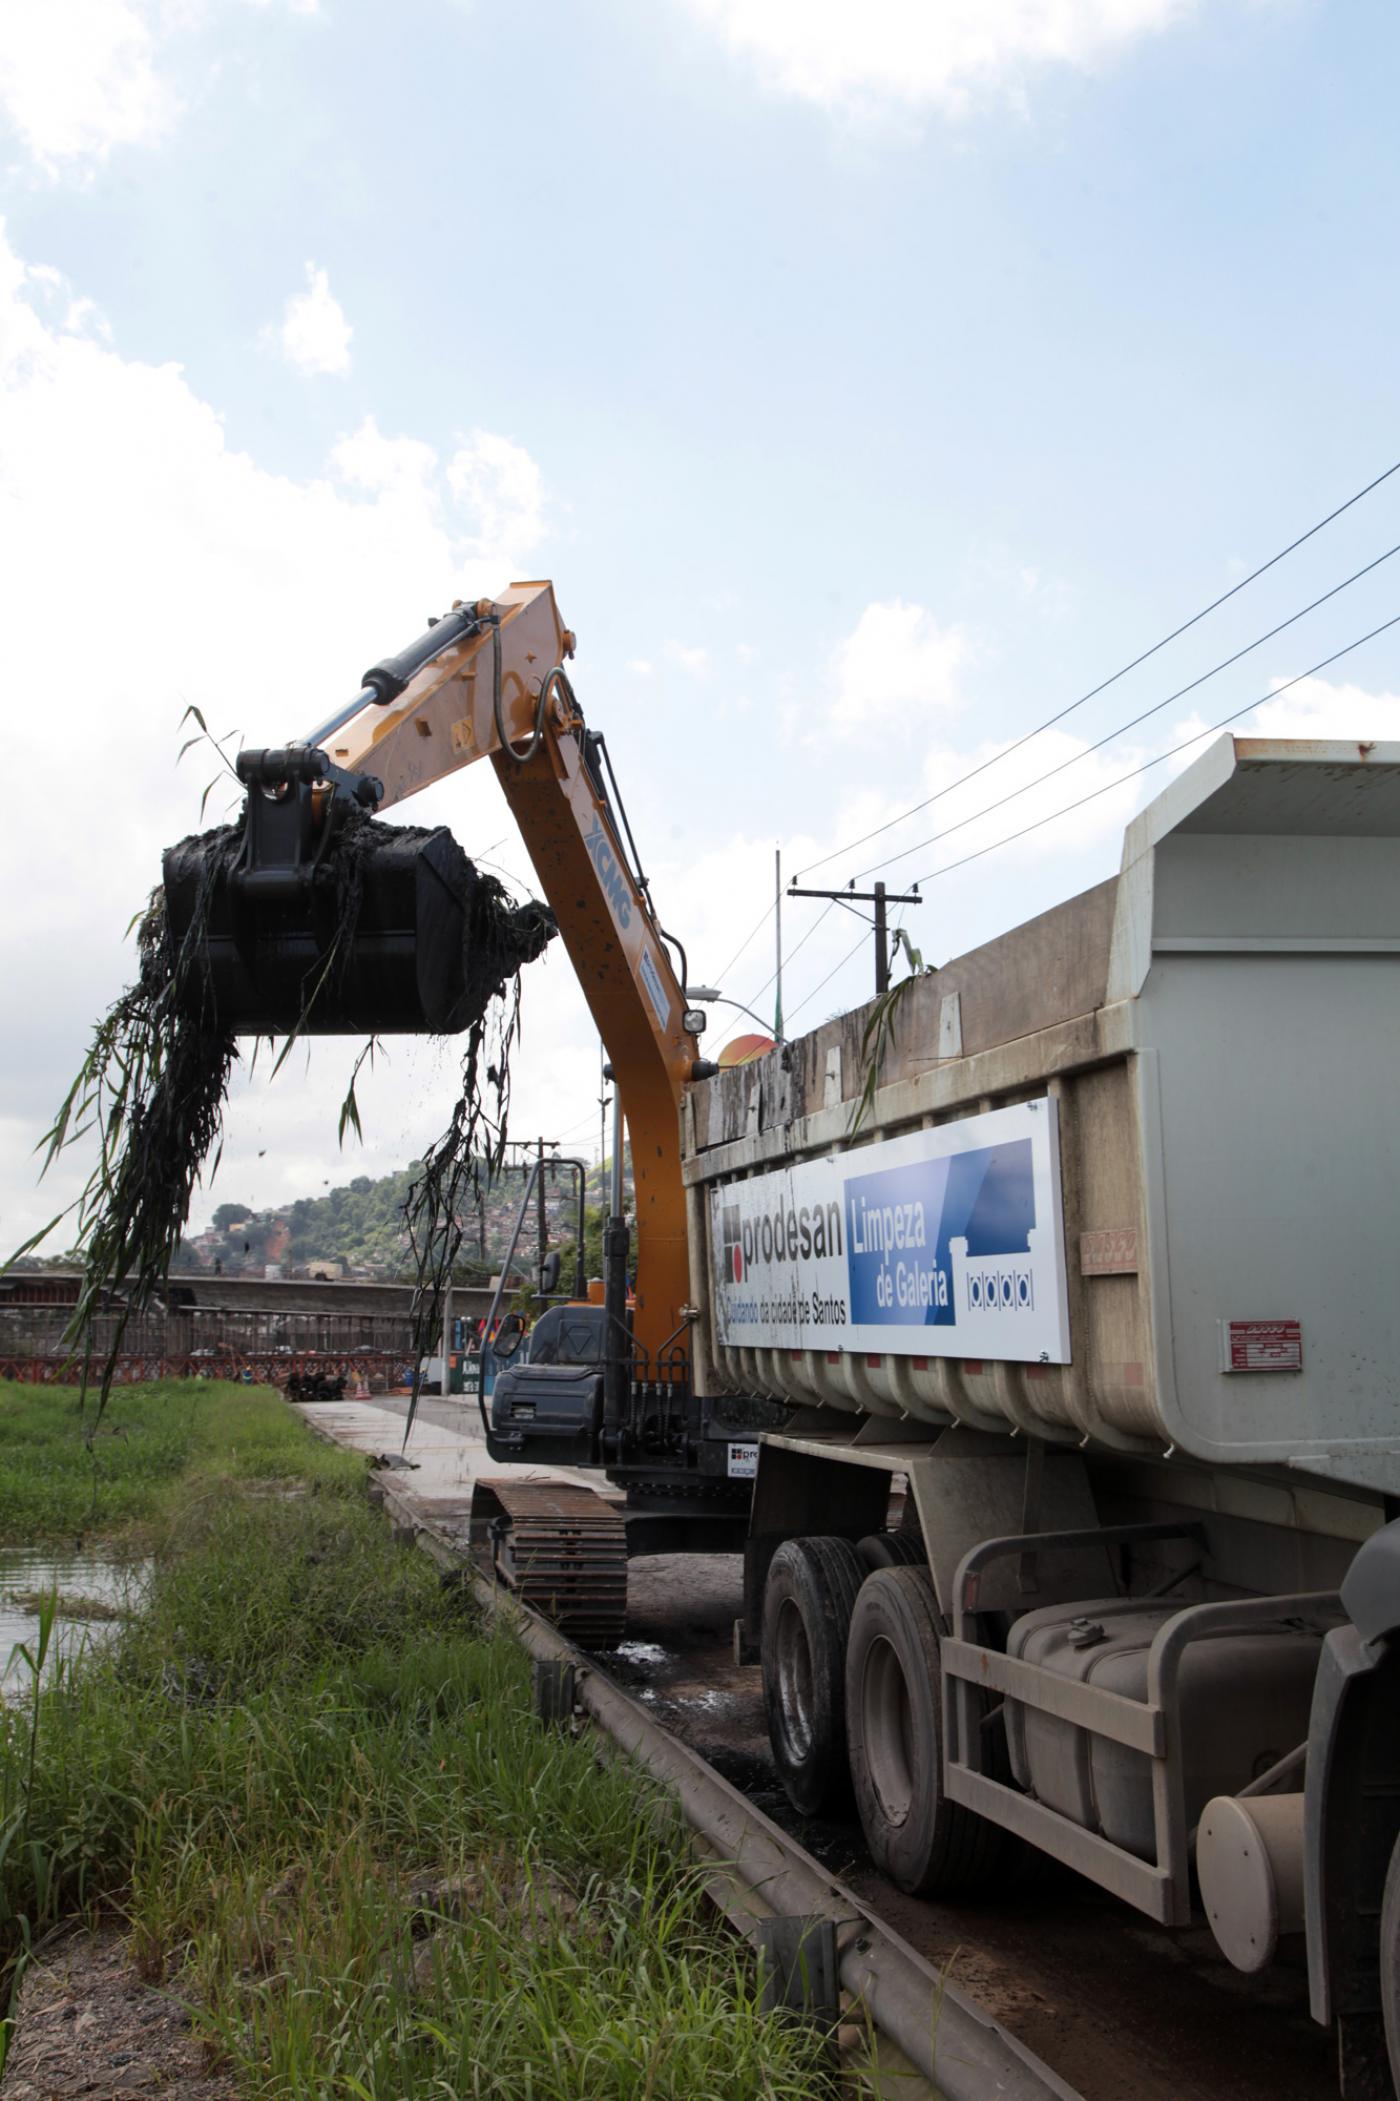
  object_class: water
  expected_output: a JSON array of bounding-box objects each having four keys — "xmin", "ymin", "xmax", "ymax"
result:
[{"xmin": 0, "ymin": 1546, "xmax": 149, "ymax": 1696}]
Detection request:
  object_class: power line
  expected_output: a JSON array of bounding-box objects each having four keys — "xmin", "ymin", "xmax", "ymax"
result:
[
  {"xmin": 713, "ymin": 898, "xmax": 776, "ymax": 986},
  {"xmin": 740, "ymin": 898, "xmax": 835, "ymax": 1013},
  {"xmin": 794, "ymin": 456, "xmax": 1400, "ymax": 882},
  {"xmin": 850, "ymin": 539, "xmax": 1400, "ymax": 881},
  {"xmin": 907, "ymin": 610, "xmax": 1400, "ymax": 888},
  {"xmin": 784, "ymin": 923, "xmax": 871, "ymax": 1025},
  {"xmin": 784, "ymin": 891, "xmax": 926, "ymax": 1032},
  {"xmin": 547, "ymin": 1106, "xmax": 604, "ymax": 1144}
]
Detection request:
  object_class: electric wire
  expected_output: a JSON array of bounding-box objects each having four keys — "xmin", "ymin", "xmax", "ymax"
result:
[
  {"xmin": 739, "ymin": 898, "xmax": 835, "ymax": 1015},
  {"xmin": 784, "ymin": 924, "xmax": 872, "ymax": 1024},
  {"xmin": 907, "ymin": 610, "xmax": 1400, "ymax": 888},
  {"xmin": 848, "ymin": 539, "xmax": 1400, "ymax": 881},
  {"xmin": 794, "ymin": 457, "xmax": 1400, "ymax": 882},
  {"xmin": 779, "ymin": 611, "xmax": 1398, "ymax": 1028},
  {"xmin": 546, "ymin": 1106, "xmax": 604, "ymax": 1144},
  {"xmin": 713, "ymin": 897, "xmax": 777, "ymax": 986}
]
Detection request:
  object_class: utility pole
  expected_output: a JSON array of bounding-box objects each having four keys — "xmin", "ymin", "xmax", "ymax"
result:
[
  {"xmin": 536, "ymin": 1135, "xmax": 548, "ymax": 1294},
  {"xmin": 440, "ymin": 1271, "xmax": 454, "ymax": 1400},
  {"xmin": 774, "ymin": 846, "xmax": 783, "ymax": 1041},
  {"xmin": 599, "ymin": 1039, "xmax": 610, "ymax": 1204},
  {"xmin": 787, "ymin": 881, "xmax": 923, "ymax": 1002}
]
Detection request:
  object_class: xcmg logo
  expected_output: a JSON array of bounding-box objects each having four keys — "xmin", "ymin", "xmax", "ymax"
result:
[{"xmin": 583, "ymin": 819, "xmax": 632, "ymax": 931}]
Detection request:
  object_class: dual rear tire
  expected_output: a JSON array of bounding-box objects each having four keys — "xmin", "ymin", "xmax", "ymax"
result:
[
  {"xmin": 762, "ymin": 1539, "xmax": 1009, "ymax": 1894},
  {"xmin": 761, "ymin": 1536, "xmax": 866, "ymax": 1815},
  {"xmin": 845, "ymin": 1565, "xmax": 1009, "ymax": 1894}
]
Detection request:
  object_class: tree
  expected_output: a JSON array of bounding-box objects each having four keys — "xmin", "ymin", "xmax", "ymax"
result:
[
  {"xmin": 212, "ymin": 1202, "xmax": 253, "ymax": 1230},
  {"xmin": 558, "ymin": 1206, "xmax": 620, "ymax": 1291}
]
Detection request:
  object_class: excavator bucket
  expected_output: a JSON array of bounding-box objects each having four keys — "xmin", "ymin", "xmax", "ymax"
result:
[{"xmin": 162, "ymin": 753, "xmax": 553, "ymax": 1037}]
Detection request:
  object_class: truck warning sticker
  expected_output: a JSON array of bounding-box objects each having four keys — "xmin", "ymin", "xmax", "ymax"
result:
[
  {"xmin": 1221, "ymin": 1319, "xmax": 1303, "ymax": 1373},
  {"xmin": 726, "ymin": 1441, "xmax": 759, "ymax": 1480}
]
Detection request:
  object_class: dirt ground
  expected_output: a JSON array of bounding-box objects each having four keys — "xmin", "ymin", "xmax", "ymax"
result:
[
  {"xmin": 1, "ymin": 1929, "xmax": 234, "ymax": 2101},
  {"xmin": 616, "ymin": 1551, "xmax": 1339, "ymax": 2101}
]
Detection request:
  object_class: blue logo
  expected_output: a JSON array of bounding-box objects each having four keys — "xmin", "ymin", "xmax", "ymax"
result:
[
  {"xmin": 845, "ymin": 1140, "xmax": 1036, "ymax": 1328},
  {"xmin": 583, "ymin": 818, "xmax": 633, "ymax": 931}
]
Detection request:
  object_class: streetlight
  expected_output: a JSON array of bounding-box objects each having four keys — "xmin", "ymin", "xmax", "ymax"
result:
[{"xmin": 685, "ymin": 988, "xmax": 782, "ymax": 1042}]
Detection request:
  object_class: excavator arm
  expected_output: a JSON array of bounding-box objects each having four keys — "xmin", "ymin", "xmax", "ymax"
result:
[
  {"xmin": 168, "ymin": 581, "xmax": 705, "ymax": 1369},
  {"xmin": 327, "ymin": 580, "xmax": 704, "ymax": 1368}
]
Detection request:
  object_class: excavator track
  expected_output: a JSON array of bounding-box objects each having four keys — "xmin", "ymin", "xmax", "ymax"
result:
[{"xmin": 468, "ymin": 1479, "xmax": 627, "ymax": 1649}]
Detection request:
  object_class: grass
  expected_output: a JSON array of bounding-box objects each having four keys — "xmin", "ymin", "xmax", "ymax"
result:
[
  {"xmin": 0, "ymin": 1379, "xmax": 358, "ymax": 1545},
  {"xmin": 0, "ymin": 1384, "xmax": 832, "ymax": 2098}
]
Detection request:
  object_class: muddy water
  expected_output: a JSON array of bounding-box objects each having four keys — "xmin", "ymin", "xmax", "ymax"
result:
[{"xmin": 0, "ymin": 1547, "xmax": 148, "ymax": 1695}]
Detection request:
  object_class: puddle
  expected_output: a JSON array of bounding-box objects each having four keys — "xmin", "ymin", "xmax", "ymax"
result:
[
  {"xmin": 663, "ymin": 1688, "xmax": 736, "ymax": 1715},
  {"xmin": 0, "ymin": 1547, "xmax": 149, "ymax": 1696},
  {"xmin": 613, "ymin": 1641, "xmax": 668, "ymax": 1668}
]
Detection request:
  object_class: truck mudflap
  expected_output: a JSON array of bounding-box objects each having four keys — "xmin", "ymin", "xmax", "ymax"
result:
[{"xmin": 1304, "ymin": 1520, "xmax": 1400, "ymax": 2092}]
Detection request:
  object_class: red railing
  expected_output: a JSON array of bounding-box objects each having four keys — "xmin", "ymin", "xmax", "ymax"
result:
[{"xmin": 0, "ymin": 1350, "xmax": 411, "ymax": 1388}]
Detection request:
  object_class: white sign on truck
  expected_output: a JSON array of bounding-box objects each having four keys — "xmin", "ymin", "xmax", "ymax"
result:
[{"xmin": 709, "ymin": 1098, "xmax": 1070, "ymax": 1364}]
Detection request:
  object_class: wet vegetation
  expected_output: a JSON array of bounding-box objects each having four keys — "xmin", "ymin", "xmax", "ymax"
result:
[
  {"xmin": 22, "ymin": 797, "xmax": 554, "ymax": 1429},
  {"xmin": 0, "ymin": 1384, "xmax": 830, "ymax": 2098},
  {"xmin": 0, "ymin": 1379, "xmax": 349, "ymax": 1547}
]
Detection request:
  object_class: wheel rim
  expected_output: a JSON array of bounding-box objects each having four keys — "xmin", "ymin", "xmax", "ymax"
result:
[
  {"xmin": 863, "ymin": 1633, "xmax": 915, "ymax": 1826},
  {"xmin": 774, "ymin": 1595, "xmax": 815, "ymax": 1761}
]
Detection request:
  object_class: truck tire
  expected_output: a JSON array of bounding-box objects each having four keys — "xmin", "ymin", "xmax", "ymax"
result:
[
  {"xmin": 846, "ymin": 1565, "xmax": 1008, "ymax": 1895},
  {"xmin": 762, "ymin": 1536, "xmax": 866, "ymax": 1816},
  {"xmin": 1379, "ymin": 1829, "xmax": 1400, "ymax": 2094},
  {"xmin": 857, "ymin": 1531, "xmax": 925, "ymax": 1572}
]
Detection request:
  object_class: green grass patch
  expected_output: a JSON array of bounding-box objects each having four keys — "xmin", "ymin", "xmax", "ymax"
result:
[
  {"xmin": 0, "ymin": 1379, "xmax": 360, "ymax": 1545},
  {"xmin": 0, "ymin": 1412, "xmax": 830, "ymax": 2098}
]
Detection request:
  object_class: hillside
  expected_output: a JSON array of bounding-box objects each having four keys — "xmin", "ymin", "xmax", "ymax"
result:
[{"xmin": 173, "ymin": 1156, "xmax": 624, "ymax": 1283}]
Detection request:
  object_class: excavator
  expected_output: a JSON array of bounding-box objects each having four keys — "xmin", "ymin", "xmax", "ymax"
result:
[{"xmin": 162, "ymin": 580, "xmax": 782, "ymax": 1643}]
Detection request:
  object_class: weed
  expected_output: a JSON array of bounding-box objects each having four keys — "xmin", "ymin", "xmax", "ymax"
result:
[
  {"xmin": 0, "ymin": 1379, "xmax": 359, "ymax": 1546},
  {"xmin": 0, "ymin": 1391, "xmax": 829, "ymax": 2096}
]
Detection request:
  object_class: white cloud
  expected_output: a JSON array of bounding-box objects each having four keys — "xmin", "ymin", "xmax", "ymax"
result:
[
  {"xmin": 1163, "ymin": 678, "xmax": 1400, "ymax": 771},
  {"xmin": 0, "ymin": 223, "xmax": 572, "ymax": 1251},
  {"xmin": 828, "ymin": 598, "xmax": 970, "ymax": 739},
  {"xmin": 447, "ymin": 429, "xmax": 546, "ymax": 578},
  {"xmin": 627, "ymin": 658, "xmax": 655, "ymax": 677},
  {"xmin": 0, "ymin": 0, "xmax": 176, "ymax": 170},
  {"xmin": 665, "ymin": 640, "xmax": 710, "ymax": 678},
  {"xmin": 680, "ymin": 0, "xmax": 1198, "ymax": 117},
  {"xmin": 330, "ymin": 415, "xmax": 437, "ymax": 501},
  {"xmin": 1246, "ymin": 675, "xmax": 1400, "ymax": 744},
  {"xmin": 0, "ymin": 0, "xmax": 320, "ymax": 176},
  {"xmin": 268, "ymin": 261, "xmax": 352, "ymax": 376}
]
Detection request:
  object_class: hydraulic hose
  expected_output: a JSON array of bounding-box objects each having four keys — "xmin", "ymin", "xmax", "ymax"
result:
[{"xmin": 495, "ymin": 633, "xmax": 573, "ymax": 765}]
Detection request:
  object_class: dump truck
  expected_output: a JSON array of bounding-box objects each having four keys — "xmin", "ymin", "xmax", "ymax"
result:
[{"xmin": 680, "ymin": 734, "xmax": 1400, "ymax": 2096}]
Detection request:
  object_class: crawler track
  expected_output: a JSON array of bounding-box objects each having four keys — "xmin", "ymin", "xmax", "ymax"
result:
[{"xmin": 469, "ymin": 1478, "xmax": 628, "ymax": 1648}]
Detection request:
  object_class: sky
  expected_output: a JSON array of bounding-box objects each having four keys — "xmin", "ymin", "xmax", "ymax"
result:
[{"xmin": 2, "ymin": 0, "xmax": 1398, "ymax": 1250}]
